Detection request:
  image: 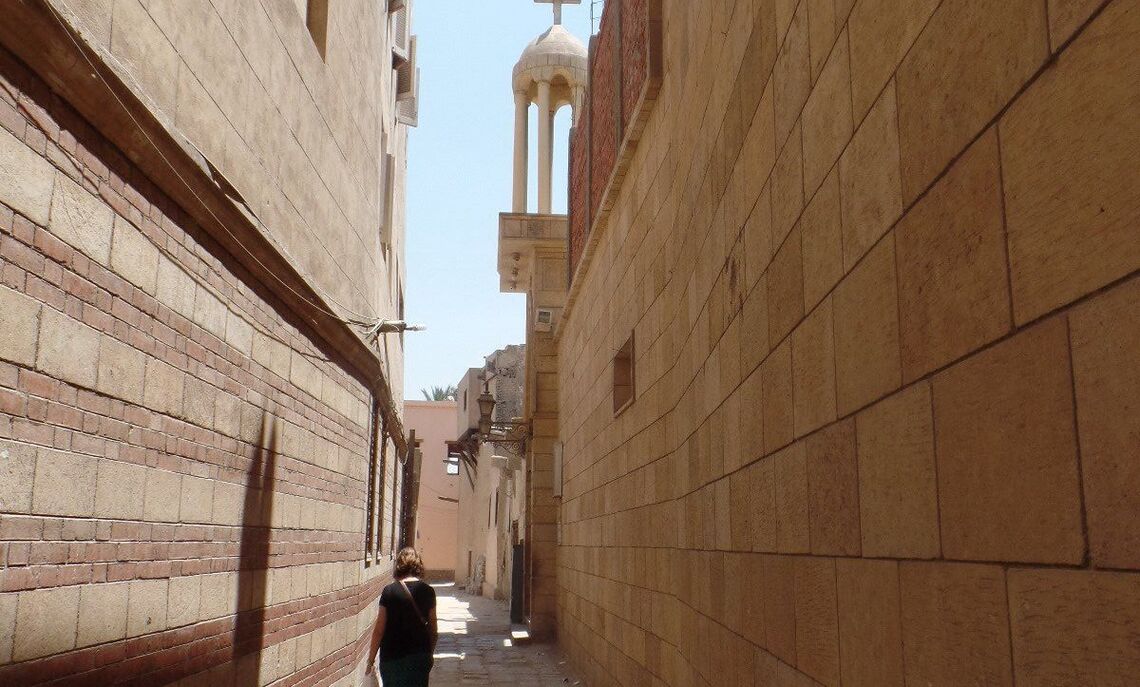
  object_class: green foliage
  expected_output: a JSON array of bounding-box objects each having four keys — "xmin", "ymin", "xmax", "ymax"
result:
[{"xmin": 420, "ymin": 385, "xmax": 458, "ymax": 401}]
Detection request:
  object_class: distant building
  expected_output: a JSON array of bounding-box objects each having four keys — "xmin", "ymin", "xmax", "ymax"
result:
[
  {"xmin": 404, "ymin": 400, "xmax": 459, "ymax": 580},
  {"xmin": 451, "ymin": 345, "xmax": 526, "ymax": 604},
  {"xmin": 0, "ymin": 1, "xmax": 420, "ymax": 684}
]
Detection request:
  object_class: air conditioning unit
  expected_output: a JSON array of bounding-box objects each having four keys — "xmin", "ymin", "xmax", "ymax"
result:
[
  {"xmin": 534, "ymin": 308, "xmax": 555, "ymax": 332},
  {"xmin": 391, "ymin": 3, "xmax": 410, "ymax": 64}
]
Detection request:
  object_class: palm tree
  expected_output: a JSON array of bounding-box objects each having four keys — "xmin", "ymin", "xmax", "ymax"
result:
[{"xmin": 420, "ymin": 385, "xmax": 458, "ymax": 401}]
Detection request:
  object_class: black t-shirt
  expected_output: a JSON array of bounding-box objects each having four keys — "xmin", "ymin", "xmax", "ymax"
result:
[{"xmin": 379, "ymin": 579, "xmax": 436, "ymax": 662}]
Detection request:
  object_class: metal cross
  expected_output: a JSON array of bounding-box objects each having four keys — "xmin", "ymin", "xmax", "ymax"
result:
[{"xmin": 535, "ymin": 0, "xmax": 581, "ymax": 26}]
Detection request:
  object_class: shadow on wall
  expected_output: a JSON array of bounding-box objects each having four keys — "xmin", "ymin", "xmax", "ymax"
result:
[{"xmin": 232, "ymin": 413, "xmax": 278, "ymax": 686}]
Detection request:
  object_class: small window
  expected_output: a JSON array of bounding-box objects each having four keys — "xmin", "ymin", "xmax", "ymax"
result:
[
  {"xmin": 613, "ymin": 334, "xmax": 635, "ymax": 415},
  {"xmin": 445, "ymin": 458, "xmax": 460, "ymax": 475},
  {"xmin": 306, "ymin": 0, "xmax": 329, "ymax": 59}
]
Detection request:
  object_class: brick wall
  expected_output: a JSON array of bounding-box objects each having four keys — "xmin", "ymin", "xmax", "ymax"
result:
[
  {"xmin": 556, "ymin": 0, "xmax": 1139, "ymax": 685},
  {"xmin": 589, "ymin": 9, "xmax": 619, "ymax": 221},
  {"xmin": 0, "ymin": 45, "xmax": 398, "ymax": 686}
]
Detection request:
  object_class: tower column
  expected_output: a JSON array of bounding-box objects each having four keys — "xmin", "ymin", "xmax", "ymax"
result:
[
  {"xmin": 537, "ymin": 79, "xmax": 553, "ymax": 213},
  {"xmin": 513, "ymin": 90, "xmax": 530, "ymax": 213}
]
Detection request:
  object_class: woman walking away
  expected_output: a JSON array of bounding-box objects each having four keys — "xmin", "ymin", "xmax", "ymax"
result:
[{"xmin": 366, "ymin": 547, "xmax": 438, "ymax": 686}]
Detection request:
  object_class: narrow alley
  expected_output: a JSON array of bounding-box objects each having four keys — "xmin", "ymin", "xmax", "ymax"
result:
[{"xmin": 431, "ymin": 584, "xmax": 580, "ymax": 687}]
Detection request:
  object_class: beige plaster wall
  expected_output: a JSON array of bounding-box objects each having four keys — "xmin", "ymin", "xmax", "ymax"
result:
[
  {"xmin": 405, "ymin": 401, "xmax": 459, "ymax": 577},
  {"xmin": 555, "ymin": 0, "xmax": 1140, "ymax": 685}
]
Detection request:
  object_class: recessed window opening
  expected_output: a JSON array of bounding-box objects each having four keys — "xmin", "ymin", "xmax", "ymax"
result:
[
  {"xmin": 306, "ymin": 0, "xmax": 329, "ymax": 59},
  {"xmin": 613, "ymin": 334, "xmax": 635, "ymax": 415}
]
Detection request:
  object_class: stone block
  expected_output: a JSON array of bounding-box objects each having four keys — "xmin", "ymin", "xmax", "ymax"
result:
[
  {"xmin": 94, "ymin": 459, "xmax": 147, "ymax": 520},
  {"xmin": 110, "ymin": 217, "xmax": 159, "ymax": 295},
  {"xmin": 833, "ymin": 236, "xmax": 901, "ymax": 415},
  {"xmin": 33, "ymin": 449, "xmax": 96, "ymax": 517},
  {"xmin": 0, "ymin": 441, "xmax": 35, "ymax": 513},
  {"xmin": 847, "ymin": 0, "xmax": 938, "ymax": 119},
  {"xmin": 767, "ymin": 224, "xmax": 803, "ymax": 345},
  {"xmin": 933, "ymin": 317, "xmax": 1083, "ymax": 564},
  {"xmin": 900, "ymin": 562, "xmax": 1012, "ymax": 687},
  {"xmin": 67, "ymin": 0, "xmax": 114, "ymax": 48},
  {"xmin": 183, "ymin": 376, "xmax": 215, "ymax": 429},
  {"xmin": 290, "ymin": 350, "xmax": 323, "ymax": 400},
  {"xmin": 807, "ymin": 0, "xmax": 842, "ymax": 83},
  {"xmin": 760, "ymin": 554, "xmax": 797, "ymax": 664},
  {"xmin": 155, "ymin": 256, "xmax": 198, "ymax": 320},
  {"xmin": 167, "ymin": 574, "xmax": 202, "ymax": 628},
  {"xmin": 856, "ymin": 382, "xmax": 939, "ymax": 558},
  {"xmin": 773, "ymin": 1, "xmax": 810, "ymax": 148},
  {"xmin": 127, "ymin": 578, "xmax": 169, "ymax": 637},
  {"xmin": 77, "ymin": 582, "xmax": 129, "ymax": 648},
  {"xmin": 13, "ymin": 586, "xmax": 80, "ymax": 661},
  {"xmin": 111, "ymin": 0, "xmax": 181, "ymax": 115},
  {"xmin": 1070, "ymin": 277, "xmax": 1140, "ymax": 568},
  {"xmin": 180, "ymin": 475, "xmax": 215, "ymax": 524},
  {"xmin": 897, "ymin": 0, "xmax": 1048, "ymax": 202},
  {"xmin": 806, "ymin": 418, "xmax": 860, "ymax": 556},
  {"xmin": 793, "ymin": 557, "xmax": 839, "ymax": 685},
  {"xmin": 49, "ymin": 173, "xmax": 114, "ymax": 265},
  {"xmin": 226, "ymin": 311, "xmax": 255, "ymax": 356},
  {"xmin": 839, "ymin": 83, "xmax": 902, "ymax": 272},
  {"xmin": 731, "ymin": 455, "xmax": 777, "ymax": 553},
  {"xmin": 97, "ymin": 336, "xmax": 146, "ymax": 405},
  {"xmin": 143, "ymin": 468, "xmax": 182, "ymax": 522},
  {"xmin": 800, "ymin": 32, "xmax": 852, "ymax": 195},
  {"xmin": 199, "ymin": 573, "xmax": 232, "ymax": 621},
  {"xmin": 0, "ymin": 127, "xmax": 55, "ymax": 225},
  {"xmin": 0, "ymin": 285, "xmax": 41, "ymax": 367},
  {"xmin": 836, "ymin": 559, "xmax": 904, "ymax": 687},
  {"xmin": 895, "ymin": 130, "xmax": 1011, "ymax": 382},
  {"xmin": 214, "ymin": 391, "xmax": 242, "ymax": 440},
  {"xmin": 1000, "ymin": 0, "xmax": 1140, "ymax": 323},
  {"xmin": 143, "ymin": 359, "xmax": 185, "ymax": 418},
  {"xmin": 193, "ymin": 288, "xmax": 228, "ymax": 339},
  {"xmin": 0, "ymin": 592, "xmax": 15, "ymax": 664},
  {"xmin": 743, "ymin": 186, "xmax": 774, "ymax": 296},
  {"xmin": 773, "ymin": 442, "xmax": 808, "ymax": 553},
  {"xmin": 1008, "ymin": 568, "xmax": 1140, "ymax": 686},
  {"xmin": 770, "ymin": 125, "xmax": 804, "ymax": 250},
  {"xmin": 1048, "ymin": 0, "xmax": 1105, "ymax": 48},
  {"xmin": 791, "ymin": 297, "xmax": 835, "ymax": 437},
  {"xmin": 799, "ymin": 169, "xmax": 842, "ymax": 312},
  {"xmin": 761, "ymin": 339, "xmax": 798, "ymax": 458},
  {"xmin": 36, "ymin": 307, "xmax": 100, "ymax": 389},
  {"xmin": 740, "ymin": 280, "xmax": 769, "ymax": 379}
]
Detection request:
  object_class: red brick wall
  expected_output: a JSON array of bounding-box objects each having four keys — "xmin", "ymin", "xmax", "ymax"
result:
[
  {"xmin": 0, "ymin": 46, "xmax": 394, "ymax": 685},
  {"xmin": 621, "ymin": 0, "xmax": 649, "ymax": 128},
  {"xmin": 568, "ymin": 116, "xmax": 590, "ymax": 277},
  {"xmin": 589, "ymin": 7, "xmax": 619, "ymax": 220}
]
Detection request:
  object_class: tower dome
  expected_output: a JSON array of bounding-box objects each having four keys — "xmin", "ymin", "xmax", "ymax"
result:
[{"xmin": 513, "ymin": 25, "xmax": 588, "ymax": 100}]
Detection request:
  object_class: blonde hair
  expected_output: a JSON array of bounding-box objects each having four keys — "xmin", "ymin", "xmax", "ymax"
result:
[{"xmin": 394, "ymin": 547, "xmax": 425, "ymax": 579}]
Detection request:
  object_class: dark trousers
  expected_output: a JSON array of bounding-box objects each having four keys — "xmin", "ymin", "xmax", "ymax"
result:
[{"xmin": 379, "ymin": 653, "xmax": 433, "ymax": 687}]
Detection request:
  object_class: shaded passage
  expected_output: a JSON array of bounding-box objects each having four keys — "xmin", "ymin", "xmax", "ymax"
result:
[{"xmin": 431, "ymin": 584, "xmax": 581, "ymax": 686}]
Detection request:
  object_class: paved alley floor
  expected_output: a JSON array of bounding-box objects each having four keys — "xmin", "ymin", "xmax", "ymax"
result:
[{"xmin": 428, "ymin": 583, "xmax": 581, "ymax": 686}]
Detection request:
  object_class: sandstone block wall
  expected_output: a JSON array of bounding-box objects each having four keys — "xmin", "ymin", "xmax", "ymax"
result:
[
  {"xmin": 0, "ymin": 43, "xmax": 402, "ymax": 686},
  {"xmin": 556, "ymin": 0, "xmax": 1139, "ymax": 684},
  {"xmin": 54, "ymin": 0, "xmax": 409, "ymax": 360}
]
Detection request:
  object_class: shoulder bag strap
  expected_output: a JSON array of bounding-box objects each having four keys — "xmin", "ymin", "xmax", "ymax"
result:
[{"xmin": 398, "ymin": 580, "xmax": 429, "ymax": 627}]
